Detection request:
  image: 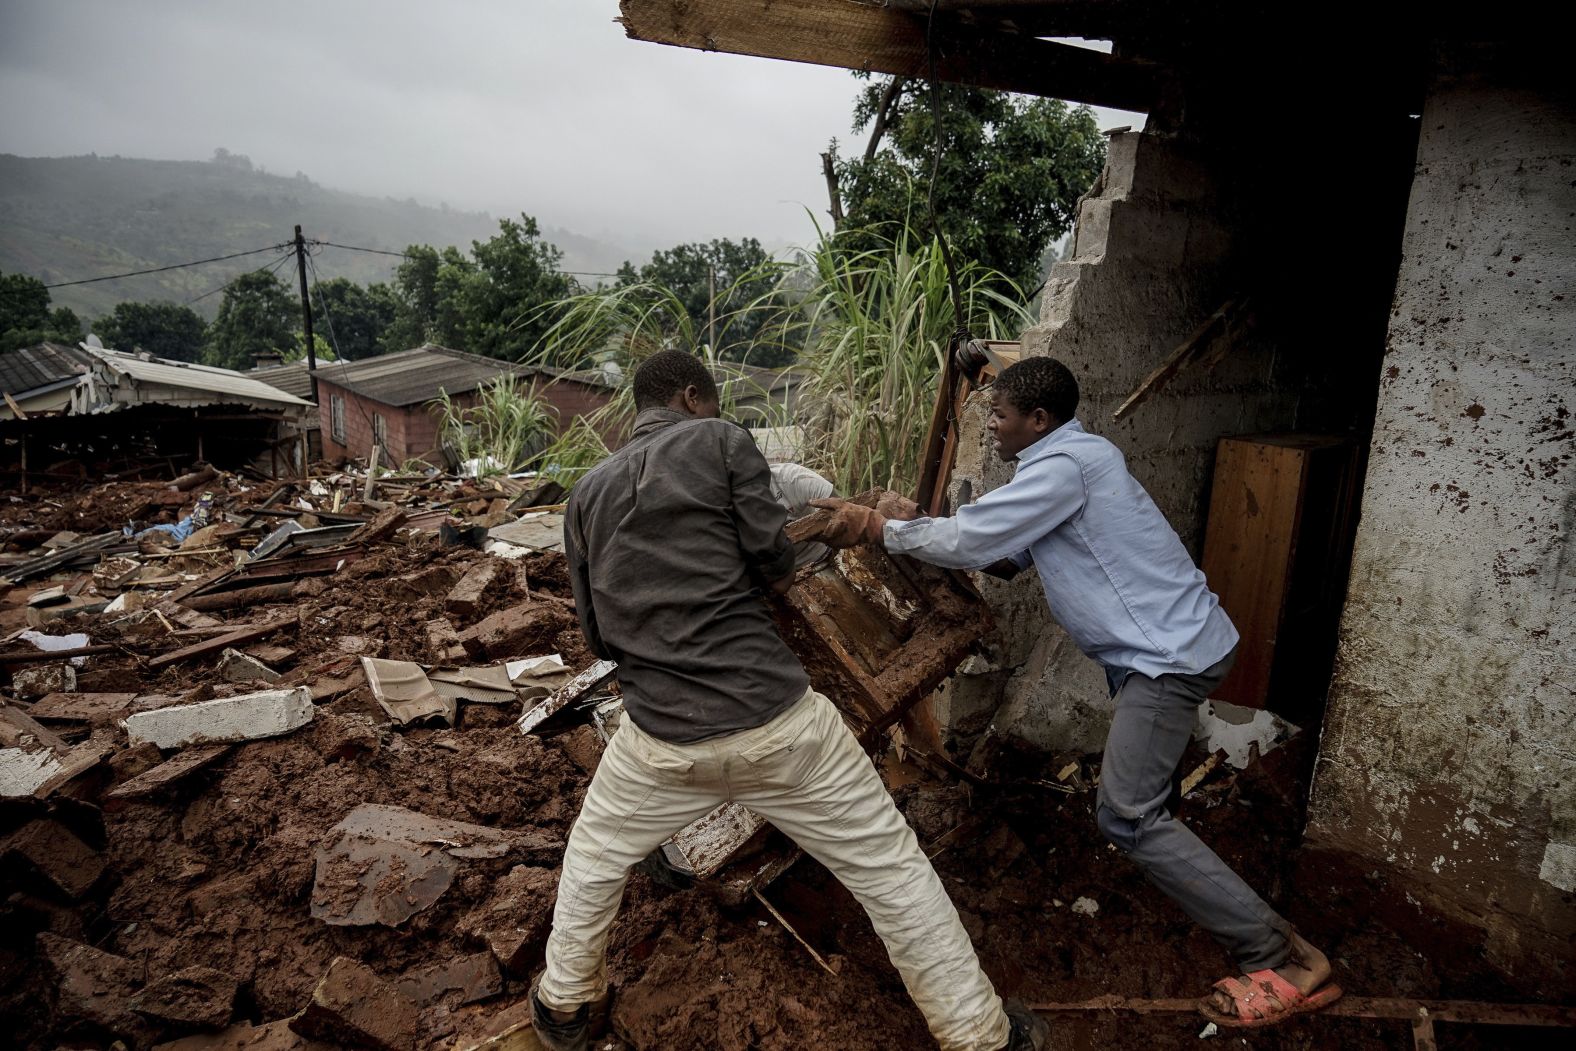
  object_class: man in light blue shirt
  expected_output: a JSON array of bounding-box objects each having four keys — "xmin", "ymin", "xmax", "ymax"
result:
[{"xmin": 806, "ymin": 357, "xmax": 1342, "ymax": 1028}]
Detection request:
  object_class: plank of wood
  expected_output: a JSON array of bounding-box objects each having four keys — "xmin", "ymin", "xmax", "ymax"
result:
[
  {"xmin": 146, "ymin": 620, "xmax": 290, "ymax": 670},
  {"xmin": 106, "ymin": 744, "xmax": 231, "ymax": 799},
  {"xmin": 0, "ymin": 644, "xmax": 117, "ymax": 666},
  {"xmin": 618, "ymin": 0, "xmax": 1159, "ymax": 112},
  {"xmin": 1028, "ymin": 996, "xmax": 1576, "ymax": 1027},
  {"xmin": 28, "ymin": 693, "xmax": 139, "ymax": 722}
]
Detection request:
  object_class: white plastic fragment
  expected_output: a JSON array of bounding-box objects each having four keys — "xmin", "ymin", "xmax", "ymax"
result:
[{"xmin": 122, "ymin": 687, "xmax": 314, "ymax": 749}]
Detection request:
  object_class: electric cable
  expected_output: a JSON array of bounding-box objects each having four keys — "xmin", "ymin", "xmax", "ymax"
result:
[
  {"xmin": 42, "ymin": 242, "xmax": 294, "ymax": 289},
  {"xmin": 183, "ymin": 251, "xmax": 295, "ymax": 307}
]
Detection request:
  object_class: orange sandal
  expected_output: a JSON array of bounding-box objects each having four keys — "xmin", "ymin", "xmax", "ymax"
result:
[{"xmin": 1198, "ymin": 969, "xmax": 1344, "ymax": 1028}]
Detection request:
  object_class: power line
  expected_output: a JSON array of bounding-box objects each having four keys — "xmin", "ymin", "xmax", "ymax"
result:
[
  {"xmin": 42, "ymin": 242, "xmax": 294, "ymax": 289},
  {"xmin": 183, "ymin": 252, "xmax": 295, "ymax": 307}
]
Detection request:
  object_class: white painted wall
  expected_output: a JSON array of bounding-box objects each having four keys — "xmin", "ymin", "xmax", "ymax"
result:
[{"xmin": 1307, "ymin": 73, "xmax": 1576, "ymax": 975}]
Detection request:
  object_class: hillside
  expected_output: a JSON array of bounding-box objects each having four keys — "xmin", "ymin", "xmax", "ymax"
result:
[{"xmin": 0, "ymin": 153, "xmax": 641, "ymax": 321}]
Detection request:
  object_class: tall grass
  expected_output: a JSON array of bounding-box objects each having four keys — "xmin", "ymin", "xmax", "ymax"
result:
[
  {"xmin": 435, "ymin": 374, "xmax": 558, "ymax": 475},
  {"xmin": 517, "ymin": 223, "xmax": 1034, "ymax": 495},
  {"xmin": 783, "ymin": 224, "xmax": 1035, "ymax": 495}
]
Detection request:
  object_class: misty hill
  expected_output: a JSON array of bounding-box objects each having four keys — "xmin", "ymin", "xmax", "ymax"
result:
[{"xmin": 0, "ymin": 153, "xmax": 643, "ymax": 321}]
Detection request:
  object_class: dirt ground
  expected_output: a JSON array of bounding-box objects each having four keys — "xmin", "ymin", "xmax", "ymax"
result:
[{"xmin": 1, "ymin": 481, "xmax": 1564, "ymax": 1051}]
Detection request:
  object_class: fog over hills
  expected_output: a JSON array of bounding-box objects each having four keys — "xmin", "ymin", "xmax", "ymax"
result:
[{"xmin": 0, "ymin": 152, "xmax": 652, "ymax": 320}]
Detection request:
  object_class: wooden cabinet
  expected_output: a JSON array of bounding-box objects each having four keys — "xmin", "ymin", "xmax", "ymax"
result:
[{"xmin": 1202, "ymin": 434, "xmax": 1362, "ymax": 725}]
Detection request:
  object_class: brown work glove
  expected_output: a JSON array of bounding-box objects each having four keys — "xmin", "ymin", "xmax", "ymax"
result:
[
  {"xmin": 875, "ymin": 491, "xmax": 921, "ymax": 522},
  {"xmin": 804, "ymin": 498, "xmax": 888, "ymax": 548}
]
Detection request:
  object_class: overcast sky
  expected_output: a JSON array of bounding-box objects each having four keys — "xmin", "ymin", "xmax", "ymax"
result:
[{"xmin": 0, "ymin": 0, "xmax": 1141, "ymax": 253}]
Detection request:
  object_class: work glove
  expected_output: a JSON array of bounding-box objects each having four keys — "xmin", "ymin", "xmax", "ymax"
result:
[
  {"xmin": 803, "ymin": 498, "xmax": 888, "ymax": 548},
  {"xmin": 875, "ymin": 491, "xmax": 921, "ymax": 522}
]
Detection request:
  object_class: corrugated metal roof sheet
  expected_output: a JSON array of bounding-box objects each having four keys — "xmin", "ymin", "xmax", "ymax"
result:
[
  {"xmin": 312, "ymin": 344, "xmax": 532, "ymax": 408},
  {"xmin": 251, "ymin": 361, "xmax": 315, "ymax": 400},
  {"xmin": 82, "ymin": 347, "xmax": 312, "ymax": 412},
  {"xmin": 0, "ymin": 342, "xmax": 94, "ymax": 397}
]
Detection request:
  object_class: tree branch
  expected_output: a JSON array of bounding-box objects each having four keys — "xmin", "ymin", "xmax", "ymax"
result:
[
  {"xmin": 864, "ymin": 75, "xmax": 907, "ymax": 162},
  {"xmin": 820, "ymin": 150, "xmax": 845, "ymax": 226}
]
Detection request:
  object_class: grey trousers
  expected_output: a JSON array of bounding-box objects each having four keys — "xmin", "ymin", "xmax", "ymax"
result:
[{"xmin": 1095, "ymin": 649, "xmax": 1293, "ymax": 972}]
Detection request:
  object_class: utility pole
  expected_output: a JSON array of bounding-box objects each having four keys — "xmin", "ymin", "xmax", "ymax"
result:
[{"xmin": 293, "ymin": 225, "xmax": 318, "ymax": 404}]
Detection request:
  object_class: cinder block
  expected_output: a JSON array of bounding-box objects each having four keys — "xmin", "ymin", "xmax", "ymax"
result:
[{"xmin": 123, "ymin": 687, "xmax": 314, "ymax": 750}]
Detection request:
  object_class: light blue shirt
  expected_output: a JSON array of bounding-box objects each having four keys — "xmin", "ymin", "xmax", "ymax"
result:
[{"xmin": 885, "ymin": 418, "xmax": 1238, "ymax": 682}]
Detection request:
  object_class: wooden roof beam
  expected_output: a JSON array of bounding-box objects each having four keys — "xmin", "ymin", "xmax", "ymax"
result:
[{"xmin": 617, "ymin": 0, "xmax": 1160, "ymax": 113}]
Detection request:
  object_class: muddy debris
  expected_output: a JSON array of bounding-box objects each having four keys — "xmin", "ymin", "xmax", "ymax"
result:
[{"xmin": 0, "ymin": 470, "xmax": 1557, "ymax": 1051}]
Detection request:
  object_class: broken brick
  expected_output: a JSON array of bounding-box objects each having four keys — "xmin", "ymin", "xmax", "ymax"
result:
[
  {"xmin": 459, "ymin": 602, "xmax": 568, "ymax": 661},
  {"xmin": 217, "ymin": 647, "xmax": 282, "ymax": 684},
  {"xmin": 3, "ymin": 819, "xmax": 105, "ymax": 898},
  {"xmin": 38, "ymin": 932, "xmax": 155, "ymax": 1045},
  {"xmin": 288, "ymin": 957, "xmax": 418, "ymax": 1051},
  {"xmin": 445, "ymin": 560, "xmax": 502, "ymax": 620},
  {"xmin": 131, "ymin": 965, "xmax": 238, "ymax": 1030},
  {"xmin": 393, "ymin": 952, "xmax": 502, "ymax": 1009},
  {"xmin": 123, "ymin": 687, "xmax": 314, "ymax": 749},
  {"xmin": 456, "ymin": 865, "xmax": 558, "ymax": 976}
]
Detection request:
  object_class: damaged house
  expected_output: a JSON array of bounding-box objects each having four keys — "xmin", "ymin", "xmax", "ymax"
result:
[
  {"xmin": 618, "ymin": 0, "xmax": 1576, "ymax": 1009},
  {"xmin": 2, "ymin": 342, "xmax": 314, "ymax": 486}
]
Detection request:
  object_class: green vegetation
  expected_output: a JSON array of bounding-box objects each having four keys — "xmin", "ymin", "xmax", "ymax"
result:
[
  {"xmin": 787, "ymin": 224, "xmax": 1036, "ymax": 495},
  {"xmin": 827, "ymin": 77, "xmax": 1105, "ymax": 291},
  {"xmin": 436, "ymin": 374, "xmax": 559, "ymax": 476},
  {"xmin": 615, "ymin": 238, "xmax": 794, "ymax": 366},
  {"xmin": 91, "ymin": 300, "xmax": 206, "ymax": 362},
  {"xmin": 203, "ymin": 270, "xmax": 297, "ymax": 371},
  {"xmin": 1, "ymin": 270, "xmax": 82, "ymax": 351}
]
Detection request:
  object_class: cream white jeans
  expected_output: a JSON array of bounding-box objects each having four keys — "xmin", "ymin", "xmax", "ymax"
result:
[{"xmin": 539, "ymin": 688, "xmax": 1010, "ymax": 1051}]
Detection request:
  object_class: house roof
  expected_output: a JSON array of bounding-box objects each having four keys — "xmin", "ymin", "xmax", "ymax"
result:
[
  {"xmin": 251, "ymin": 361, "xmax": 315, "ymax": 401},
  {"xmin": 311, "ymin": 344, "xmax": 532, "ymax": 408},
  {"xmin": 73, "ymin": 346, "xmax": 313, "ymax": 415},
  {"xmin": 0, "ymin": 342, "xmax": 95, "ymax": 399},
  {"xmin": 311, "ymin": 344, "xmax": 614, "ymax": 408}
]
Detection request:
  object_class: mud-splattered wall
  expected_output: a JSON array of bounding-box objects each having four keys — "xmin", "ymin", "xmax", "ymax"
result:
[{"xmin": 1306, "ymin": 70, "xmax": 1576, "ymax": 979}]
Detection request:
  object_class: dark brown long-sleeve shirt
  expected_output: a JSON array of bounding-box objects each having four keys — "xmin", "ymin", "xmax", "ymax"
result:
[{"xmin": 564, "ymin": 407, "xmax": 809, "ymax": 743}]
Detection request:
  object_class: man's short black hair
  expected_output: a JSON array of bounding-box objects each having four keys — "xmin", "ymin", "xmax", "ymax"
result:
[
  {"xmin": 994, "ymin": 356, "xmax": 1079, "ymax": 423},
  {"xmin": 633, "ymin": 350, "xmax": 718, "ymax": 411}
]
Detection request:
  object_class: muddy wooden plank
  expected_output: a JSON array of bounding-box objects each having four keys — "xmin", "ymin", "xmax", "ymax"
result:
[
  {"xmin": 107, "ymin": 744, "xmax": 232, "ymax": 799},
  {"xmin": 146, "ymin": 621, "xmax": 289, "ymax": 670},
  {"xmin": 29, "ymin": 693, "xmax": 139, "ymax": 723}
]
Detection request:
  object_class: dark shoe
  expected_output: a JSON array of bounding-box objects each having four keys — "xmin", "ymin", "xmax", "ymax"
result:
[
  {"xmin": 530, "ymin": 982, "xmax": 589, "ymax": 1051},
  {"xmin": 1003, "ymin": 998, "xmax": 1049, "ymax": 1051}
]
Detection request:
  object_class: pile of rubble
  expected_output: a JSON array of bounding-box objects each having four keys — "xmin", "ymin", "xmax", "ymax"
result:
[{"xmin": 0, "ymin": 469, "xmax": 1526, "ymax": 1051}]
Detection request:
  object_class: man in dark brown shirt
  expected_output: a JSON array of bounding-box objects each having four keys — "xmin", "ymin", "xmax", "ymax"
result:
[{"xmin": 533, "ymin": 352, "xmax": 1044, "ymax": 1051}]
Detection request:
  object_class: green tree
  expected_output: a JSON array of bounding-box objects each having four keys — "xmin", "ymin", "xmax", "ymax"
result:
[
  {"xmin": 382, "ymin": 244, "xmax": 470, "ymax": 353},
  {"xmin": 828, "ymin": 76, "xmax": 1105, "ymax": 290},
  {"xmin": 93, "ymin": 300, "xmax": 206, "ymax": 362},
  {"xmin": 312, "ymin": 277, "xmax": 396, "ymax": 360},
  {"xmin": 2, "ymin": 270, "xmax": 84, "ymax": 351},
  {"xmin": 616, "ymin": 238, "xmax": 794, "ymax": 366},
  {"xmin": 204, "ymin": 269, "xmax": 296, "ymax": 370},
  {"xmin": 457, "ymin": 215, "xmax": 576, "ymax": 360}
]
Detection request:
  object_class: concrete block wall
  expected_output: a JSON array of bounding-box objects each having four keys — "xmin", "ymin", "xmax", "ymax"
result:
[
  {"xmin": 945, "ymin": 131, "xmax": 1332, "ymax": 755},
  {"xmin": 1305, "ymin": 72, "xmax": 1576, "ymax": 979}
]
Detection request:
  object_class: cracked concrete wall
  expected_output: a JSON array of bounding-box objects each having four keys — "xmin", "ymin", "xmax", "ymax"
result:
[
  {"xmin": 1305, "ymin": 72, "xmax": 1576, "ymax": 977},
  {"xmin": 942, "ymin": 127, "xmax": 1394, "ymax": 758}
]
